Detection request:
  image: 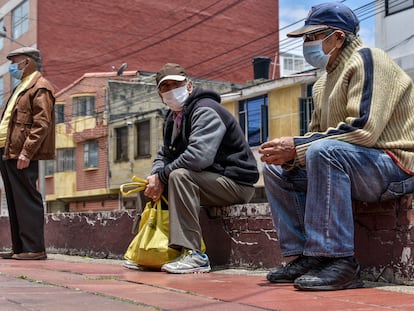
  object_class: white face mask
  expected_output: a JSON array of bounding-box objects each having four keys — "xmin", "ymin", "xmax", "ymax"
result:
[{"xmin": 161, "ymin": 84, "xmax": 189, "ymax": 111}]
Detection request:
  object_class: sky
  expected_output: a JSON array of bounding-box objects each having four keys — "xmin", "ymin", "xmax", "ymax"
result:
[{"xmin": 279, "ymin": 0, "xmax": 376, "ymax": 54}]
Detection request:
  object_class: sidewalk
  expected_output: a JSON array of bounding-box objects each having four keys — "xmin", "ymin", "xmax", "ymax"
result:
[{"xmin": 0, "ymin": 254, "xmax": 413, "ymax": 311}]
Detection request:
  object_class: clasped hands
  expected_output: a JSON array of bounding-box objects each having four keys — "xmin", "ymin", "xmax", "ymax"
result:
[{"xmin": 259, "ymin": 136, "xmax": 296, "ymax": 165}]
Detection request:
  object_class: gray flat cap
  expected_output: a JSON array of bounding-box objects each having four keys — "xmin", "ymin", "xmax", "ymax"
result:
[{"xmin": 7, "ymin": 47, "xmax": 41, "ymax": 63}]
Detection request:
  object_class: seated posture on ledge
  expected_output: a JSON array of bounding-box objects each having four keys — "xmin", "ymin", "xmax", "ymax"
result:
[
  {"xmin": 143, "ymin": 63, "xmax": 259, "ymax": 274},
  {"xmin": 259, "ymin": 2, "xmax": 414, "ymax": 291}
]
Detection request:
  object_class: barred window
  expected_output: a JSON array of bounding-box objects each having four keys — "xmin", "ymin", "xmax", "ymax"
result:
[
  {"xmin": 299, "ymin": 97, "xmax": 314, "ymax": 135},
  {"xmin": 72, "ymin": 96, "xmax": 95, "ymax": 117},
  {"xmin": 45, "ymin": 159, "xmax": 55, "ymax": 176},
  {"xmin": 0, "ymin": 76, "xmax": 3, "ymax": 109},
  {"xmin": 84, "ymin": 141, "xmax": 98, "ymax": 168},
  {"xmin": 239, "ymin": 95, "xmax": 268, "ymax": 147},
  {"xmin": 136, "ymin": 120, "xmax": 150, "ymax": 158},
  {"xmin": 299, "ymin": 83, "xmax": 315, "ymax": 135},
  {"xmin": 56, "ymin": 104, "xmax": 64, "ymax": 124},
  {"xmin": 12, "ymin": 0, "xmax": 29, "ymax": 39},
  {"xmin": 56, "ymin": 148, "xmax": 75, "ymax": 172},
  {"xmin": 115, "ymin": 127, "xmax": 128, "ymax": 162},
  {"xmin": 0, "ymin": 20, "xmax": 4, "ymax": 50}
]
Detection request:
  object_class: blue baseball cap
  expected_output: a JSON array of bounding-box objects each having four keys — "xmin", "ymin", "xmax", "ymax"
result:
[{"xmin": 287, "ymin": 2, "xmax": 360, "ymax": 37}]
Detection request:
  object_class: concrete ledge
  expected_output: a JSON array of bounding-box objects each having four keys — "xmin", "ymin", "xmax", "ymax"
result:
[
  {"xmin": 0, "ymin": 210, "xmax": 136, "ymax": 259},
  {"xmin": 0, "ymin": 196, "xmax": 413, "ymax": 284}
]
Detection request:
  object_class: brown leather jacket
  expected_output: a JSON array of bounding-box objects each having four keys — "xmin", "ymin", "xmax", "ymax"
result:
[{"xmin": 0, "ymin": 72, "xmax": 55, "ymax": 160}]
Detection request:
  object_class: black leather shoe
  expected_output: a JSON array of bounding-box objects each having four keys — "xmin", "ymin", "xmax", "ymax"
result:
[
  {"xmin": 294, "ymin": 256, "xmax": 364, "ymax": 291},
  {"xmin": 267, "ymin": 255, "xmax": 330, "ymax": 283}
]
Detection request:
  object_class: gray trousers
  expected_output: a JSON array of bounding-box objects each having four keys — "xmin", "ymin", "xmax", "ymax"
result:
[{"xmin": 168, "ymin": 168, "xmax": 255, "ymax": 251}]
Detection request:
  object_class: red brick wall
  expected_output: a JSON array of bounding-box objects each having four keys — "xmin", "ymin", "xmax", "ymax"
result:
[
  {"xmin": 37, "ymin": 0, "xmax": 279, "ymax": 90},
  {"xmin": 69, "ymin": 199, "xmax": 119, "ymax": 212},
  {"xmin": 45, "ymin": 176, "xmax": 54, "ymax": 195},
  {"xmin": 76, "ymin": 137, "xmax": 108, "ymax": 191}
]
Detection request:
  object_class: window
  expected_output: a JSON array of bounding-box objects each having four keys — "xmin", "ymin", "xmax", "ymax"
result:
[
  {"xmin": 84, "ymin": 141, "xmax": 98, "ymax": 168},
  {"xmin": 136, "ymin": 120, "xmax": 150, "ymax": 158},
  {"xmin": 0, "ymin": 20, "xmax": 4, "ymax": 50},
  {"xmin": 239, "ymin": 95, "xmax": 268, "ymax": 146},
  {"xmin": 284, "ymin": 58, "xmax": 293, "ymax": 71},
  {"xmin": 115, "ymin": 126, "xmax": 128, "ymax": 162},
  {"xmin": 45, "ymin": 159, "xmax": 55, "ymax": 176},
  {"xmin": 56, "ymin": 104, "xmax": 64, "ymax": 124},
  {"xmin": 386, "ymin": 0, "xmax": 414, "ymax": 15},
  {"xmin": 56, "ymin": 148, "xmax": 75, "ymax": 172},
  {"xmin": 0, "ymin": 77, "xmax": 3, "ymax": 108},
  {"xmin": 72, "ymin": 96, "xmax": 95, "ymax": 117},
  {"xmin": 299, "ymin": 97, "xmax": 314, "ymax": 135},
  {"xmin": 299, "ymin": 84, "xmax": 315, "ymax": 135},
  {"xmin": 12, "ymin": 0, "xmax": 29, "ymax": 39}
]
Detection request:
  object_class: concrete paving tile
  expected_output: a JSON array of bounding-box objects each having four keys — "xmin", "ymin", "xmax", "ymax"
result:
[
  {"xmin": 1, "ymin": 256, "xmax": 414, "ymax": 311},
  {"xmin": 343, "ymin": 290, "xmax": 414, "ymax": 308},
  {"xmin": 0, "ymin": 275, "xmax": 154, "ymax": 311},
  {"xmin": 1, "ymin": 261, "xmax": 267, "ymax": 311}
]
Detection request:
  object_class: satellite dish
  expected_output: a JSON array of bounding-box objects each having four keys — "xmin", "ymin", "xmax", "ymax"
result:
[{"xmin": 117, "ymin": 62, "xmax": 128, "ymax": 76}]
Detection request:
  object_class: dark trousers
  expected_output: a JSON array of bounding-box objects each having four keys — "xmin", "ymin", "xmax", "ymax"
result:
[{"xmin": 0, "ymin": 149, "xmax": 45, "ymax": 253}]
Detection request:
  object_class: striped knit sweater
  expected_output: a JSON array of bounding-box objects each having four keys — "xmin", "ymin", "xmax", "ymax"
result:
[{"xmin": 293, "ymin": 37, "xmax": 414, "ymax": 174}]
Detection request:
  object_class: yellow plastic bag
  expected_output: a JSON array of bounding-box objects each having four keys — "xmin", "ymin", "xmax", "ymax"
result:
[
  {"xmin": 124, "ymin": 196, "xmax": 180, "ymax": 269},
  {"xmin": 120, "ymin": 176, "xmax": 148, "ymax": 196},
  {"xmin": 122, "ymin": 176, "xmax": 207, "ymax": 269}
]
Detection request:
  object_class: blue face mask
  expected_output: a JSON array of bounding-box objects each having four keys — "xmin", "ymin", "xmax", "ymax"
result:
[
  {"xmin": 302, "ymin": 33, "xmax": 336, "ymax": 69},
  {"xmin": 8, "ymin": 61, "xmax": 25, "ymax": 80}
]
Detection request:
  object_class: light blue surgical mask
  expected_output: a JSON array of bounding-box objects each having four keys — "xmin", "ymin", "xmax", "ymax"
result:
[
  {"xmin": 8, "ymin": 60, "xmax": 26, "ymax": 80},
  {"xmin": 303, "ymin": 32, "xmax": 336, "ymax": 69}
]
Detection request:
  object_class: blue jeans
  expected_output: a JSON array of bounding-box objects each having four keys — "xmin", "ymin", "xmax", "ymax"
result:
[{"xmin": 263, "ymin": 140, "xmax": 413, "ymax": 258}]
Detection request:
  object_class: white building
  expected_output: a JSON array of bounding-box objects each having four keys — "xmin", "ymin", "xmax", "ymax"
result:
[
  {"xmin": 279, "ymin": 51, "xmax": 312, "ymax": 77},
  {"xmin": 375, "ymin": 0, "xmax": 414, "ymax": 79}
]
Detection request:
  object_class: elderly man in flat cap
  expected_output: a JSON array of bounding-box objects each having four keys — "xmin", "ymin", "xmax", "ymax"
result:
[
  {"xmin": 0, "ymin": 47, "xmax": 55, "ymax": 260},
  {"xmin": 259, "ymin": 2, "xmax": 414, "ymax": 290},
  {"xmin": 135, "ymin": 63, "xmax": 258, "ymax": 274}
]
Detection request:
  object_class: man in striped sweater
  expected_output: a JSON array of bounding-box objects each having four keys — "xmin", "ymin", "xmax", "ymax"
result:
[{"xmin": 260, "ymin": 2, "xmax": 414, "ymax": 291}]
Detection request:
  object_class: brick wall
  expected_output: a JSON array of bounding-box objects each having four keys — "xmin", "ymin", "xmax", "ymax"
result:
[
  {"xmin": 75, "ymin": 137, "xmax": 108, "ymax": 191},
  {"xmin": 37, "ymin": 0, "xmax": 279, "ymax": 90},
  {"xmin": 353, "ymin": 195, "xmax": 414, "ymax": 284},
  {"xmin": 69, "ymin": 199, "xmax": 119, "ymax": 213}
]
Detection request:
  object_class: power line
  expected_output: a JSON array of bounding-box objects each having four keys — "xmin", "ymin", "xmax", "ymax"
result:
[
  {"xmin": 45, "ymin": 0, "xmax": 247, "ymax": 77},
  {"xmin": 44, "ymin": 0, "xmax": 225, "ymax": 70},
  {"xmin": 197, "ymin": 0, "xmax": 384, "ymax": 79}
]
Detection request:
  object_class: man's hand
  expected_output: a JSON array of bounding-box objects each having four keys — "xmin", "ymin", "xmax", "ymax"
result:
[
  {"xmin": 144, "ymin": 174, "xmax": 165, "ymax": 201},
  {"xmin": 17, "ymin": 154, "xmax": 30, "ymax": 170},
  {"xmin": 259, "ymin": 136, "xmax": 296, "ymax": 165}
]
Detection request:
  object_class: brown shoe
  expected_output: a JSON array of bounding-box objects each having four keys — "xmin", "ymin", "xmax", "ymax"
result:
[
  {"xmin": 0, "ymin": 251, "xmax": 15, "ymax": 259},
  {"xmin": 12, "ymin": 252, "xmax": 47, "ymax": 260}
]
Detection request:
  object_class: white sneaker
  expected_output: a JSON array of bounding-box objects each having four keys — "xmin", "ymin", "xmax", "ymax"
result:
[
  {"xmin": 161, "ymin": 250, "xmax": 211, "ymax": 274},
  {"xmin": 122, "ymin": 259, "xmax": 142, "ymax": 270}
]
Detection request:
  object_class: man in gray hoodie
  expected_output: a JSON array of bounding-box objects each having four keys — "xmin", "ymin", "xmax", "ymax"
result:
[{"xmin": 144, "ymin": 63, "xmax": 259, "ymax": 274}]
